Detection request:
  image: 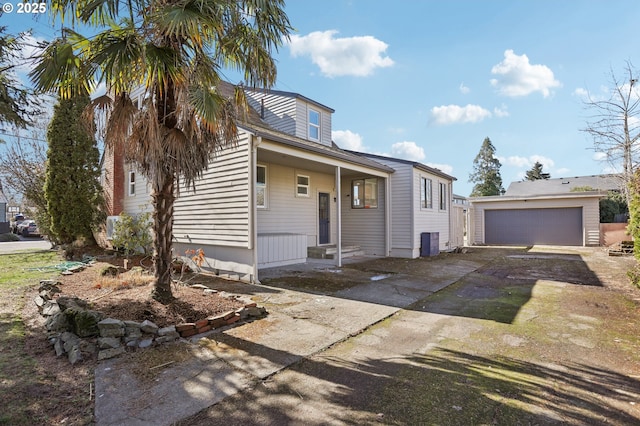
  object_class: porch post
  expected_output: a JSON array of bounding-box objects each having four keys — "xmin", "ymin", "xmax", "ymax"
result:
[
  {"xmin": 250, "ymin": 136, "xmax": 261, "ymax": 282},
  {"xmin": 385, "ymin": 175, "xmax": 391, "ymax": 256},
  {"xmin": 335, "ymin": 166, "xmax": 342, "ymax": 267}
]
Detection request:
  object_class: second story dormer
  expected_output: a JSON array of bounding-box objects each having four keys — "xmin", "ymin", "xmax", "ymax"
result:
[{"xmin": 244, "ymin": 87, "xmax": 334, "ymax": 146}]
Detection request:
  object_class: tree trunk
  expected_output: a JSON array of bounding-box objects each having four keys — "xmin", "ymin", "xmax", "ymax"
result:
[{"xmin": 151, "ymin": 173, "xmax": 176, "ymax": 304}]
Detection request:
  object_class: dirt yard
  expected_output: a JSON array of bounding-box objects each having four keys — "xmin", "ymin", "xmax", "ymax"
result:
[{"xmin": 5, "ymin": 245, "xmax": 640, "ymax": 425}]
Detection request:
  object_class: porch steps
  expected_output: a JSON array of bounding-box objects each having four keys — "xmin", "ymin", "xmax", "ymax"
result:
[{"xmin": 307, "ymin": 245, "xmax": 364, "ymax": 260}]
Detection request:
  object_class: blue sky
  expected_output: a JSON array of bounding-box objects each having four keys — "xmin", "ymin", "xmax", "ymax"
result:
[{"xmin": 4, "ymin": 0, "xmax": 640, "ymax": 196}]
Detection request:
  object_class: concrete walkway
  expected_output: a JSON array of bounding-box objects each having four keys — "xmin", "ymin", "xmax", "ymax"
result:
[{"xmin": 94, "ymin": 256, "xmax": 486, "ymax": 425}]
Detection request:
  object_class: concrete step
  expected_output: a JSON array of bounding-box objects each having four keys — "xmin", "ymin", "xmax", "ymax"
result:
[{"xmin": 307, "ymin": 245, "xmax": 363, "ymax": 259}]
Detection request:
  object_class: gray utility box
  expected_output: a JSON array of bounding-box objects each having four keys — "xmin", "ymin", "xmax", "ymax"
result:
[{"xmin": 420, "ymin": 232, "xmax": 439, "ymax": 257}]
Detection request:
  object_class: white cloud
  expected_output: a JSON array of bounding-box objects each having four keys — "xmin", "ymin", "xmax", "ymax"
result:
[
  {"xmin": 430, "ymin": 104, "xmax": 493, "ymax": 125},
  {"xmin": 573, "ymin": 87, "xmax": 589, "ymax": 97},
  {"xmin": 332, "ymin": 129, "xmax": 365, "ymax": 151},
  {"xmin": 390, "ymin": 141, "xmax": 425, "ymax": 160},
  {"xmin": 425, "ymin": 162, "xmax": 454, "ymax": 175},
  {"xmin": 493, "ymin": 105, "xmax": 509, "ymax": 118},
  {"xmin": 459, "ymin": 82, "xmax": 470, "ymax": 94},
  {"xmin": 288, "ymin": 30, "xmax": 394, "ymax": 77},
  {"xmin": 592, "ymin": 152, "xmax": 607, "ymax": 161},
  {"xmin": 490, "ymin": 49, "xmax": 561, "ymax": 98},
  {"xmin": 501, "ymin": 155, "xmax": 555, "ymax": 168},
  {"xmin": 555, "ymin": 167, "xmax": 570, "ymax": 175}
]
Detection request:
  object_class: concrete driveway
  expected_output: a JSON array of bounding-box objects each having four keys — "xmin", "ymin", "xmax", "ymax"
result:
[{"xmin": 95, "ymin": 246, "xmax": 640, "ymax": 425}]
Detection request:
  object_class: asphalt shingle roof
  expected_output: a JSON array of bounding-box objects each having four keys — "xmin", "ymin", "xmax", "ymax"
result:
[{"xmin": 504, "ymin": 174, "xmax": 622, "ymax": 196}]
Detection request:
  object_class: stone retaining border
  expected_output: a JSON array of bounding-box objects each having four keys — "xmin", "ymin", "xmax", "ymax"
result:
[{"xmin": 35, "ymin": 279, "xmax": 268, "ymax": 364}]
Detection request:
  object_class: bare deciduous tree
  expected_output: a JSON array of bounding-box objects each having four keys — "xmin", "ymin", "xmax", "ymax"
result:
[{"xmin": 582, "ymin": 62, "xmax": 640, "ymax": 206}]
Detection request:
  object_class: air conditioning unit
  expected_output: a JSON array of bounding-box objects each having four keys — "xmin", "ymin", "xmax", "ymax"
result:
[{"xmin": 106, "ymin": 216, "xmax": 120, "ymax": 240}]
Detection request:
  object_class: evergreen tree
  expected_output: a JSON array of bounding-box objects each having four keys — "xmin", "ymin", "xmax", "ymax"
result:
[
  {"xmin": 44, "ymin": 93, "xmax": 103, "ymax": 244},
  {"xmin": 469, "ymin": 137, "xmax": 504, "ymax": 196},
  {"xmin": 524, "ymin": 161, "xmax": 551, "ymax": 180}
]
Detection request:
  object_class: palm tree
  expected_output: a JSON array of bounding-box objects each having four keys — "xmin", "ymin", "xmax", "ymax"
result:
[{"xmin": 31, "ymin": 0, "xmax": 292, "ymax": 303}]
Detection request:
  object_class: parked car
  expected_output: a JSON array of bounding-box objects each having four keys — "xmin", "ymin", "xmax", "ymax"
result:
[
  {"xmin": 17, "ymin": 220, "xmax": 39, "ymax": 237},
  {"xmin": 10, "ymin": 214, "xmax": 25, "ymax": 234}
]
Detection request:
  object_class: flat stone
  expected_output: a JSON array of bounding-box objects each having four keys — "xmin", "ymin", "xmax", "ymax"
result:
[
  {"xmin": 140, "ymin": 320, "xmax": 159, "ymax": 334},
  {"xmin": 155, "ymin": 335, "xmax": 178, "ymax": 344},
  {"xmin": 158, "ymin": 326, "xmax": 177, "ymax": 336},
  {"xmin": 138, "ymin": 338, "xmax": 154, "ymax": 349},
  {"xmin": 54, "ymin": 338, "xmax": 65, "ymax": 356},
  {"xmin": 98, "ymin": 346, "xmax": 126, "ymax": 360},
  {"xmin": 98, "ymin": 337, "xmax": 122, "ymax": 350},
  {"xmin": 98, "ymin": 318, "xmax": 125, "ymax": 337},
  {"xmin": 67, "ymin": 346, "xmax": 83, "ymax": 364},
  {"xmin": 42, "ymin": 301, "xmax": 61, "ymax": 316}
]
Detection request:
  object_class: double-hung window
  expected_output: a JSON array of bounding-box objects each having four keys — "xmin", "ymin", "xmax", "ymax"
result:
[
  {"xmin": 308, "ymin": 109, "xmax": 320, "ymax": 141},
  {"xmin": 351, "ymin": 178, "xmax": 378, "ymax": 209},
  {"xmin": 296, "ymin": 174, "xmax": 310, "ymax": 197},
  {"xmin": 439, "ymin": 182, "xmax": 447, "ymax": 210},
  {"xmin": 256, "ymin": 165, "xmax": 267, "ymax": 208},
  {"xmin": 420, "ymin": 177, "xmax": 432, "ymax": 209},
  {"xmin": 128, "ymin": 171, "xmax": 136, "ymax": 196}
]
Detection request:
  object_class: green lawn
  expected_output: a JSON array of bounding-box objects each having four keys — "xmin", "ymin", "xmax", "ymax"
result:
[{"xmin": 0, "ymin": 250, "xmax": 60, "ymax": 290}]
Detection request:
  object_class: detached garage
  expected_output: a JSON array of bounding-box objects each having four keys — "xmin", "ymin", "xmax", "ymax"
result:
[{"xmin": 470, "ymin": 192, "xmax": 603, "ymax": 247}]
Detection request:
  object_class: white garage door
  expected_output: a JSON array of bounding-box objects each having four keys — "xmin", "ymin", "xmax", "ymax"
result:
[{"xmin": 485, "ymin": 207, "xmax": 583, "ymax": 246}]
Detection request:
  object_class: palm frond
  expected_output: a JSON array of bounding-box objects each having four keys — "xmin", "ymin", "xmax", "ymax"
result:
[
  {"xmin": 91, "ymin": 24, "xmax": 145, "ymax": 94},
  {"xmin": 28, "ymin": 36, "xmax": 95, "ymax": 98}
]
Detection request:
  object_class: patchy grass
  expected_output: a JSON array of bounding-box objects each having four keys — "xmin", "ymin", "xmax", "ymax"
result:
[
  {"xmin": 0, "ymin": 249, "xmax": 94, "ymax": 425},
  {"xmin": 0, "ymin": 250, "xmax": 60, "ymax": 290}
]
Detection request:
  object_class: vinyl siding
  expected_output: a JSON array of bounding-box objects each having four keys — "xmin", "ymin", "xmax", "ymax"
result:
[
  {"xmin": 245, "ymin": 90, "xmax": 297, "ymax": 136},
  {"xmin": 173, "ymin": 134, "xmax": 251, "ymax": 247},
  {"xmin": 257, "ymin": 163, "xmax": 337, "ymax": 246},
  {"xmin": 341, "ymin": 177, "xmax": 386, "ymax": 255},
  {"xmin": 359, "ymin": 156, "xmax": 453, "ymax": 258},
  {"xmin": 413, "ymin": 172, "xmax": 451, "ymax": 255},
  {"xmin": 122, "ymin": 166, "xmax": 152, "ymax": 215},
  {"xmin": 245, "ymin": 89, "xmax": 332, "ymax": 146}
]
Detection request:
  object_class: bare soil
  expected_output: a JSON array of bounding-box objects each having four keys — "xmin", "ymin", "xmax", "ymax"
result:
[{"xmin": 13, "ymin": 252, "xmax": 252, "ymax": 425}]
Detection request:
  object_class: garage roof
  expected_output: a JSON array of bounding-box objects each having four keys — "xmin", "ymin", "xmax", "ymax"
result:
[{"xmin": 504, "ymin": 174, "xmax": 621, "ymax": 196}]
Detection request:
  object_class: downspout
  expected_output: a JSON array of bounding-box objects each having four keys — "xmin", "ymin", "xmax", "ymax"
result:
[
  {"xmin": 448, "ymin": 181, "xmax": 453, "ymax": 250},
  {"xmin": 385, "ymin": 174, "xmax": 391, "ymax": 256},
  {"xmin": 335, "ymin": 166, "xmax": 342, "ymax": 267},
  {"xmin": 250, "ymin": 135, "xmax": 262, "ymax": 283}
]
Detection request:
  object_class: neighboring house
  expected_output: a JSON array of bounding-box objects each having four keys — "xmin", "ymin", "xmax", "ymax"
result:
[
  {"xmin": 0, "ymin": 181, "xmax": 8, "ymax": 233},
  {"xmin": 350, "ymin": 153, "xmax": 457, "ymax": 257},
  {"xmin": 468, "ymin": 175, "xmax": 620, "ymax": 246},
  {"xmin": 102, "ymin": 82, "xmax": 459, "ymax": 281}
]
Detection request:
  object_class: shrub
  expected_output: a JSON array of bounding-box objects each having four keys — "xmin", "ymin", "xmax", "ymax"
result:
[{"xmin": 111, "ymin": 212, "xmax": 152, "ymax": 257}]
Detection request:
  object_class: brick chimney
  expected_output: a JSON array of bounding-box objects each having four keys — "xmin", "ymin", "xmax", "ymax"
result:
[{"xmin": 102, "ymin": 143, "xmax": 124, "ymax": 216}]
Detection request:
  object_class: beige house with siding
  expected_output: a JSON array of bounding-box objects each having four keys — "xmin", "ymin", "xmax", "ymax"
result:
[
  {"xmin": 350, "ymin": 153, "xmax": 457, "ymax": 257},
  {"xmin": 103, "ymin": 82, "xmax": 459, "ymax": 282}
]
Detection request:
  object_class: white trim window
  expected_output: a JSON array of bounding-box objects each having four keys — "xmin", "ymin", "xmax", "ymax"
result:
[
  {"xmin": 296, "ymin": 174, "xmax": 310, "ymax": 197},
  {"xmin": 439, "ymin": 182, "xmax": 448, "ymax": 210},
  {"xmin": 308, "ymin": 108, "xmax": 320, "ymax": 141},
  {"xmin": 256, "ymin": 164, "xmax": 267, "ymax": 208},
  {"xmin": 351, "ymin": 178, "xmax": 378, "ymax": 209},
  {"xmin": 420, "ymin": 177, "xmax": 432, "ymax": 209},
  {"xmin": 128, "ymin": 170, "xmax": 136, "ymax": 196}
]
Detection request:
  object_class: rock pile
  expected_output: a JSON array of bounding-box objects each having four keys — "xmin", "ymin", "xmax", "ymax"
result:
[{"xmin": 34, "ymin": 279, "xmax": 267, "ymax": 364}]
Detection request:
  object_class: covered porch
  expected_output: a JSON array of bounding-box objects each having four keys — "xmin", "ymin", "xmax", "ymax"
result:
[{"xmin": 252, "ymin": 134, "xmax": 393, "ymax": 274}]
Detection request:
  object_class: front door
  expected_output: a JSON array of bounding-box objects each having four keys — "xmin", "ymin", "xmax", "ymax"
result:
[{"xmin": 318, "ymin": 192, "xmax": 330, "ymax": 245}]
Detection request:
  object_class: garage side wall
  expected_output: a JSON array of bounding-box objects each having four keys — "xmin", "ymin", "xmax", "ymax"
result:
[{"xmin": 471, "ymin": 196, "xmax": 601, "ymax": 246}]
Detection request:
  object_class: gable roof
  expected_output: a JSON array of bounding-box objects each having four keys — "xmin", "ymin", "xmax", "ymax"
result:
[
  {"xmin": 349, "ymin": 151, "xmax": 457, "ymax": 181},
  {"xmin": 504, "ymin": 174, "xmax": 622, "ymax": 197},
  {"xmin": 217, "ymin": 81, "xmax": 393, "ymax": 174}
]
